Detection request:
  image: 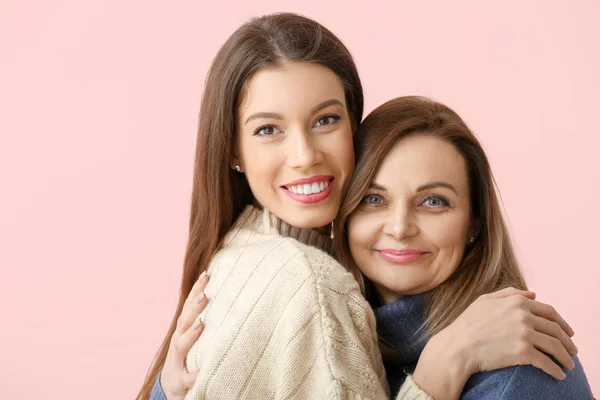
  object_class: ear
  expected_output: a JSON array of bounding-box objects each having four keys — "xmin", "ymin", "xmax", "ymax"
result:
[
  {"xmin": 467, "ymin": 219, "xmax": 482, "ymax": 244},
  {"xmin": 230, "ymin": 158, "xmax": 243, "ymax": 173},
  {"xmin": 230, "ymin": 142, "xmax": 243, "ymax": 172}
]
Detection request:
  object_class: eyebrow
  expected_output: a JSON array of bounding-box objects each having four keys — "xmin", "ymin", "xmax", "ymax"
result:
[
  {"xmin": 369, "ymin": 182, "xmax": 387, "ymax": 191},
  {"xmin": 311, "ymin": 99, "xmax": 344, "ymax": 114},
  {"xmin": 417, "ymin": 181, "xmax": 458, "ymax": 195},
  {"xmin": 369, "ymin": 181, "xmax": 458, "ymax": 195},
  {"xmin": 244, "ymin": 99, "xmax": 344, "ymax": 125}
]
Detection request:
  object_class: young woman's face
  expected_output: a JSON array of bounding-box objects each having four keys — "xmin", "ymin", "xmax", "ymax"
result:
[
  {"xmin": 347, "ymin": 135, "xmax": 472, "ymax": 304},
  {"xmin": 235, "ymin": 62, "xmax": 355, "ymax": 228}
]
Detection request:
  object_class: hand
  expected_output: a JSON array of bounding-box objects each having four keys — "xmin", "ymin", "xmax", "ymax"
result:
[
  {"xmin": 161, "ymin": 271, "xmax": 209, "ymax": 400},
  {"xmin": 446, "ymin": 287, "xmax": 577, "ymax": 379},
  {"xmin": 412, "ymin": 287, "xmax": 577, "ymax": 400}
]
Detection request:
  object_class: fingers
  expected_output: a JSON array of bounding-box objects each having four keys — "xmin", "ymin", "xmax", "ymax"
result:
[
  {"xmin": 180, "ymin": 291, "xmax": 208, "ymax": 333},
  {"xmin": 178, "ymin": 317, "xmax": 205, "ymax": 359},
  {"xmin": 180, "ymin": 272, "xmax": 209, "ymax": 332},
  {"xmin": 189, "ymin": 271, "xmax": 210, "ymax": 300},
  {"xmin": 531, "ymin": 330, "xmax": 575, "ymax": 371},
  {"xmin": 179, "ymin": 370, "xmax": 199, "ymax": 390},
  {"xmin": 527, "ymin": 347, "xmax": 567, "ymax": 381},
  {"xmin": 485, "ymin": 287, "xmax": 536, "ymax": 300},
  {"xmin": 529, "ymin": 300, "xmax": 574, "ymax": 337},
  {"xmin": 161, "ymin": 274, "xmax": 208, "ymax": 398},
  {"xmin": 533, "ymin": 316, "xmax": 578, "ymax": 357}
]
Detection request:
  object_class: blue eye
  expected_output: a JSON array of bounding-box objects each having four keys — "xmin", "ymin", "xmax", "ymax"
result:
[
  {"xmin": 420, "ymin": 195, "xmax": 450, "ymax": 208},
  {"xmin": 425, "ymin": 198, "xmax": 442, "ymax": 207},
  {"xmin": 254, "ymin": 125, "xmax": 281, "ymax": 137},
  {"xmin": 361, "ymin": 194, "xmax": 385, "ymax": 206},
  {"xmin": 314, "ymin": 115, "xmax": 340, "ymax": 127}
]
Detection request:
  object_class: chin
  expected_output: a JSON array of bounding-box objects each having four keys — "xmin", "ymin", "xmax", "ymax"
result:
[
  {"xmin": 286, "ymin": 215, "xmax": 333, "ymax": 229},
  {"xmin": 282, "ymin": 208, "xmax": 336, "ymax": 229}
]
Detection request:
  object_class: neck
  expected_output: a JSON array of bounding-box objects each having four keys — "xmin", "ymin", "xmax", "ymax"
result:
[
  {"xmin": 269, "ymin": 213, "xmax": 333, "ymax": 254},
  {"xmin": 246, "ymin": 205, "xmax": 334, "ymax": 254},
  {"xmin": 376, "ymin": 285, "xmax": 405, "ymax": 305},
  {"xmin": 373, "ymin": 293, "xmax": 429, "ymax": 365}
]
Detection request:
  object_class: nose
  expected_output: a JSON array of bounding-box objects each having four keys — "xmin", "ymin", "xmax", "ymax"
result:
[
  {"xmin": 382, "ymin": 205, "xmax": 419, "ymax": 241},
  {"xmin": 286, "ymin": 129, "xmax": 324, "ymax": 170}
]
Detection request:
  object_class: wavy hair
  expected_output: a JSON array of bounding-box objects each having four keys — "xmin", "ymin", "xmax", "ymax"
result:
[{"xmin": 334, "ymin": 96, "xmax": 527, "ymax": 338}]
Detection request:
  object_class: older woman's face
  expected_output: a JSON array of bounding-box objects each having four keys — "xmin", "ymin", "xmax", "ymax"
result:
[{"xmin": 347, "ymin": 135, "xmax": 473, "ymax": 304}]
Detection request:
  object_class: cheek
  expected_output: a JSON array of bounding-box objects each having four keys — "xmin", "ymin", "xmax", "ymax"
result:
[
  {"xmin": 421, "ymin": 211, "xmax": 469, "ymax": 245},
  {"xmin": 432, "ymin": 224, "xmax": 465, "ymax": 248},
  {"xmin": 425, "ymin": 215, "xmax": 470, "ymax": 271},
  {"xmin": 328, "ymin": 126, "xmax": 355, "ymax": 180},
  {"xmin": 339, "ymin": 130, "xmax": 355, "ymax": 170},
  {"xmin": 239, "ymin": 139, "xmax": 276, "ymax": 181},
  {"xmin": 347, "ymin": 212, "xmax": 377, "ymax": 255}
]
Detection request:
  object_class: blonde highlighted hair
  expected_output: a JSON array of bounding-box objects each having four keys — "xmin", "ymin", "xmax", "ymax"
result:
[{"xmin": 334, "ymin": 96, "xmax": 527, "ymax": 338}]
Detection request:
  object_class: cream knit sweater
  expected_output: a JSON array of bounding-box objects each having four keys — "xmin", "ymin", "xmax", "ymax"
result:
[{"xmin": 184, "ymin": 206, "xmax": 431, "ymax": 400}]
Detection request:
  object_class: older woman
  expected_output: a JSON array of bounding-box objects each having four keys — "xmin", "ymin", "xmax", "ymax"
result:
[
  {"xmin": 334, "ymin": 96, "xmax": 593, "ymax": 399},
  {"xmin": 140, "ymin": 13, "xmax": 582, "ymax": 400}
]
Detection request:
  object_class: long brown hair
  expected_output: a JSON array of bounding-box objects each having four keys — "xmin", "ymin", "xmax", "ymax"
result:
[
  {"xmin": 136, "ymin": 13, "xmax": 363, "ymax": 399},
  {"xmin": 334, "ymin": 96, "xmax": 527, "ymax": 339}
]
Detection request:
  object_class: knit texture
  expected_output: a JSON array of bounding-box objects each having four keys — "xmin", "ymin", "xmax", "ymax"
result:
[
  {"xmin": 396, "ymin": 376, "xmax": 433, "ymax": 400},
  {"xmin": 182, "ymin": 206, "xmax": 431, "ymax": 400}
]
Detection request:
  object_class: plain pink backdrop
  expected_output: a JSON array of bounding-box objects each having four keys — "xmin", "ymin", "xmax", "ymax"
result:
[{"xmin": 1, "ymin": 1, "xmax": 598, "ymax": 398}]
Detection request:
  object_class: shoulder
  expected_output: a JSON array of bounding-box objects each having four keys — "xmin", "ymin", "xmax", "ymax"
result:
[
  {"xmin": 277, "ymin": 238, "xmax": 387, "ymax": 396},
  {"xmin": 286, "ymin": 238, "xmax": 362, "ymax": 293},
  {"xmin": 195, "ymin": 231, "xmax": 387, "ymax": 397},
  {"xmin": 226, "ymin": 231, "xmax": 360, "ymax": 292},
  {"xmin": 461, "ymin": 357, "xmax": 593, "ymax": 400}
]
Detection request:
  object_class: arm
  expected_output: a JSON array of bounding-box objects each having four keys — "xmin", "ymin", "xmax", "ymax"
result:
[
  {"xmin": 182, "ymin": 243, "xmax": 393, "ymax": 399},
  {"xmin": 411, "ymin": 288, "xmax": 578, "ymax": 400},
  {"xmin": 497, "ymin": 357, "xmax": 593, "ymax": 400},
  {"xmin": 396, "ymin": 376, "xmax": 433, "ymax": 400},
  {"xmin": 149, "ymin": 371, "xmax": 167, "ymax": 400}
]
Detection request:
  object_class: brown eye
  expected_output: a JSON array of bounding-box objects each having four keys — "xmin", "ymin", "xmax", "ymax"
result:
[
  {"xmin": 254, "ymin": 125, "xmax": 281, "ymax": 137},
  {"xmin": 314, "ymin": 115, "xmax": 340, "ymax": 127}
]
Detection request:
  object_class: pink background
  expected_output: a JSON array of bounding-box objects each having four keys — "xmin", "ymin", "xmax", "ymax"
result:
[{"xmin": 1, "ymin": 1, "xmax": 598, "ymax": 398}]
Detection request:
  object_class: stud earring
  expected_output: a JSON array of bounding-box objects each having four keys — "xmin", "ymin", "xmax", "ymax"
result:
[
  {"xmin": 235, "ymin": 165, "xmax": 241, "ymax": 172},
  {"xmin": 469, "ymin": 237, "xmax": 475, "ymax": 243}
]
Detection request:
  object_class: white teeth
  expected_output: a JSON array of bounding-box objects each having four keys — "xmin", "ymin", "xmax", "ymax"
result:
[{"xmin": 286, "ymin": 180, "xmax": 330, "ymax": 195}]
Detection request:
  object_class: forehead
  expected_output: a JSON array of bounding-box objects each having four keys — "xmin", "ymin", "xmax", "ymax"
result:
[
  {"xmin": 238, "ymin": 62, "xmax": 346, "ymax": 117},
  {"xmin": 376, "ymin": 135, "xmax": 469, "ymax": 191}
]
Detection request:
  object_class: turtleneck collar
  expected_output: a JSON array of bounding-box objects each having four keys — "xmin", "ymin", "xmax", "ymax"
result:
[
  {"xmin": 234, "ymin": 205, "xmax": 334, "ymax": 255},
  {"xmin": 373, "ymin": 292, "xmax": 430, "ymax": 366}
]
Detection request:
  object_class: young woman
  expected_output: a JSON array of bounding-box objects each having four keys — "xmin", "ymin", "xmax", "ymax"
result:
[
  {"xmin": 137, "ymin": 14, "xmax": 579, "ymax": 400},
  {"xmin": 334, "ymin": 96, "xmax": 593, "ymax": 399}
]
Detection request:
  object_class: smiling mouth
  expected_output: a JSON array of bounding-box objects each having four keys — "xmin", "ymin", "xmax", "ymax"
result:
[
  {"xmin": 281, "ymin": 177, "xmax": 335, "ymax": 204},
  {"xmin": 377, "ymin": 249, "xmax": 428, "ymax": 263},
  {"xmin": 282, "ymin": 177, "xmax": 333, "ymax": 195}
]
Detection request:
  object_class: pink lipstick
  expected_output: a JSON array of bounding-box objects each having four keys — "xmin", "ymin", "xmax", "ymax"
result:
[
  {"xmin": 378, "ymin": 249, "xmax": 426, "ymax": 263},
  {"xmin": 281, "ymin": 176, "xmax": 334, "ymax": 204}
]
